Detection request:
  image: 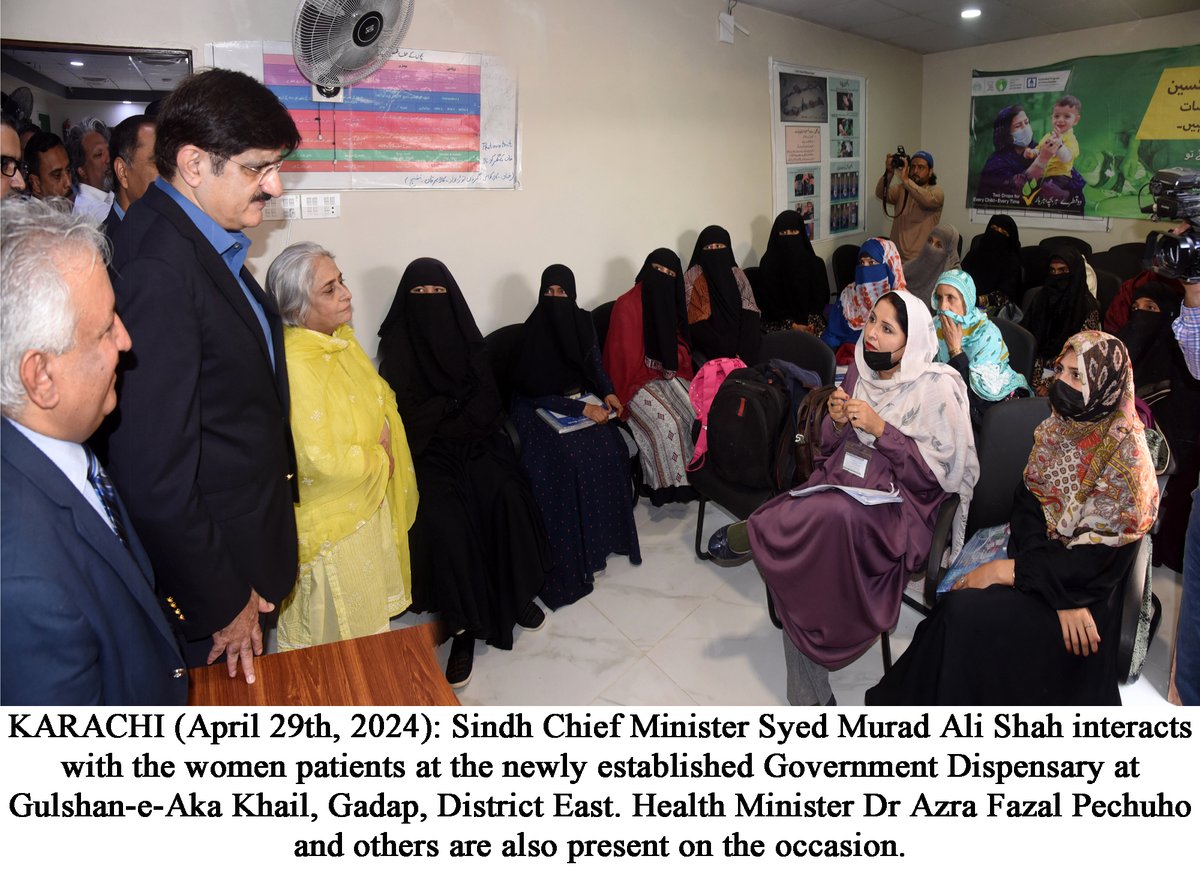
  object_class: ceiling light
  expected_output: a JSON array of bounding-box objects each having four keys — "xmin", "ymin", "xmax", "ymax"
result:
[
  {"xmin": 961, "ymin": 8, "xmax": 981, "ymax": 18},
  {"xmin": 69, "ymin": 60, "xmax": 84, "ymax": 67}
]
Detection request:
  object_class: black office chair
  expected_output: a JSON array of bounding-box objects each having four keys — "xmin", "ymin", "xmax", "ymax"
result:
[
  {"xmin": 1020, "ymin": 245, "xmax": 1051, "ymax": 291},
  {"xmin": 1094, "ymin": 268, "xmax": 1122, "ymax": 318},
  {"xmin": 1040, "ymin": 234, "xmax": 1093, "ymax": 256},
  {"xmin": 1088, "ymin": 249, "xmax": 1141, "ymax": 283},
  {"xmin": 591, "ymin": 300, "xmax": 615, "ymax": 350},
  {"xmin": 992, "ymin": 316, "xmax": 1037, "ymax": 388},
  {"xmin": 832, "ymin": 243, "xmax": 859, "ymax": 293},
  {"xmin": 1104, "ymin": 242, "xmax": 1149, "ymax": 279}
]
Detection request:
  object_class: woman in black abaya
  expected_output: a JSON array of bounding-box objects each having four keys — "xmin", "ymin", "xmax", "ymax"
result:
[
  {"xmin": 684, "ymin": 224, "xmax": 761, "ymax": 363},
  {"xmin": 377, "ymin": 258, "xmax": 551, "ymax": 688},
  {"xmin": 755, "ymin": 209, "xmax": 829, "ymax": 335},
  {"xmin": 509, "ymin": 264, "xmax": 641, "ymax": 609}
]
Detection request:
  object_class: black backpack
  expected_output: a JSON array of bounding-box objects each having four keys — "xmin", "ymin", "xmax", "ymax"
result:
[{"xmin": 705, "ymin": 361, "xmax": 826, "ymax": 492}]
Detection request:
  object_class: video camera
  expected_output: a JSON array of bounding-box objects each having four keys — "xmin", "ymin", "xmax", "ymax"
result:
[
  {"xmin": 891, "ymin": 145, "xmax": 907, "ymax": 169},
  {"xmin": 1142, "ymin": 167, "xmax": 1200, "ymax": 283}
]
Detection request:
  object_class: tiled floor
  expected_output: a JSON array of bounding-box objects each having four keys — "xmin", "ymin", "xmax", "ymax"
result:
[{"xmin": 395, "ymin": 498, "xmax": 1181, "ymax": 707}]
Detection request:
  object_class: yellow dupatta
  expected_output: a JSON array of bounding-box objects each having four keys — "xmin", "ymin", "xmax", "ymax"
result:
[{"xmin": 285, "ymin": 324, "xmax": 418, "ymax": 593}]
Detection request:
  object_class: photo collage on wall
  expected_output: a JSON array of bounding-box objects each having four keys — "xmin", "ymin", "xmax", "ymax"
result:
[{"xmin": 772, "ymin": 64, "xmax": 864, "ymax": 241}]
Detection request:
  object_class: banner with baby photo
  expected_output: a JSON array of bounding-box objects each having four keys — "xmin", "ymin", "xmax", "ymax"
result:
[{"xmin": 967, "ymin": 44, "xmax": 1200, "ymax": 220}]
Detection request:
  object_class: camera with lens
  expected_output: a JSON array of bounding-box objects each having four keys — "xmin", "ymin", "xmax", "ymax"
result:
[
  {"xmin": 1142, "ymin": 167, "xmax": 1200, "ymax": 283},
  {"xmin": 891, "ymin": 145, "xmax": 907, "ymax": 169}
]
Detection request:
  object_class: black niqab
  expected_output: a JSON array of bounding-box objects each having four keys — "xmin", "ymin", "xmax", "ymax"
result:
[
  {"xmin": 757, "ymin": 210, "xmax": 824, "ymax": 321},
  {"xmin": 1022, "ymin": 248, "xmax": 1097, "ymax": 359},
  {"xmin": 512, "ymin": 263, "xmax": 602, "ymax": 397},
  {"xmin": 636, "ymin": 248, "xmax": 687, "ymax": 372}
]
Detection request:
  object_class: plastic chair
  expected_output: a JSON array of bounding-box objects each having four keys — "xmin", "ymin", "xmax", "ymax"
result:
[
  {"xmin": 1104, "ymin": 242, "xmax": 1149, "ymax": 279},
  {"xmin": 993, "ymin": 316, "xmax": 1037, "ymax": 387},
  {"xmin": 1040, "ymin": 235, "xmax": 1093, "ymax": 257}
]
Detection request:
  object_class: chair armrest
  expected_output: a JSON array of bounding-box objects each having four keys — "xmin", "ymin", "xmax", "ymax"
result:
[
  {"xmin": 500, "ymin": 416, "xmax": 522, "ymax": 460},
  {"xmin": 923, "ymin": 493, "xmax": 961, "ymax": 609}
]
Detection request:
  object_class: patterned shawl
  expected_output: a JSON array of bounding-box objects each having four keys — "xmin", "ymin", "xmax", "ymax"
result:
[
  {"xmin": 839, "ymin": 238, "xmax": 907, "ymax": 331},
  {"xmin": 1024, "ymin": 331, "xmax": 1159, "ymax": 548},
  {"xmin": 932, "ymin": 269, "xmax": 1030, "ymax": 401}
]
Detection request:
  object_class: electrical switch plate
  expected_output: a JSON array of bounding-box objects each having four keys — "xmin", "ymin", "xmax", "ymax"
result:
[
  {"xmin": 300, "ymin": 194, "xmax": 341, "ymax": 219},
  {"xmin": 262, "ymin": 194, "xmax": 300, "ymax": 221}
]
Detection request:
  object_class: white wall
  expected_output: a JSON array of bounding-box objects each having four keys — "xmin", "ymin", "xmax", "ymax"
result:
[
  {"xmin": 922, "ymin": 11, "xmax": 1200, "ymax": 255},
  {"xmin": 3, "ymin": 0, "xmax": 923, "ymax": 352}
]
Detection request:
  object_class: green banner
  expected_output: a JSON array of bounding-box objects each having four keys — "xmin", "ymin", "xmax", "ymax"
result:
[{"xmin": 968, "ymin": 45, "xmax": 1200, "ymax": 219}]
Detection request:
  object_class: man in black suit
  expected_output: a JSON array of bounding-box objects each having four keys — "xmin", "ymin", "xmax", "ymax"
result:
[
  {"xmin": 101, "ymin": 69, "xmax": 301, "ymax": 683},
  {"xmin": 103, "ymin": 114, "xmax": 158, "ymax": 234},
  {"xmin": 1, "ymin": 198, "xmax": 187, "ymax": 705}
]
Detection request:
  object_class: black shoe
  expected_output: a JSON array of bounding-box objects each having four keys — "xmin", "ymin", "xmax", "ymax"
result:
[
  {"xmin": 707, "ymin": 523, "xmax": 753, "ymax": 566},
  {"xmin": 446, "ymin": 635, "xmax": 474, "ymax": 689},
  {"xmin": 517, "ymin": 601, "xmax": 545, "ymax": 632}
]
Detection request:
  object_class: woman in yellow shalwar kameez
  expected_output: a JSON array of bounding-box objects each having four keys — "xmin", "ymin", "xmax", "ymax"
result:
[{"xmin": 267, "ymin": 242, "xmax": 419, "ymax": 650}]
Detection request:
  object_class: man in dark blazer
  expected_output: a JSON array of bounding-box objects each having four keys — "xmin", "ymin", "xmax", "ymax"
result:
[
  {"xmin": 1, "ymin": 199, "xmax": 187, "ymax": 705},
  {"xmin": 99, "ymin": 69, "xmax": 301, "ymax": 683},
  {"xmin": 102, "ymin": 114, "xmax": 157, "ymax": 235}
]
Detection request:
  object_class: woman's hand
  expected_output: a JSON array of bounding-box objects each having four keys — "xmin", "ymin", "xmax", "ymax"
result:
[
  {"xmin": 942, "ymin": 314, "xmax": 964, "ymax": 357},
  {"xmin": 844, "ymin": 398, "xmax": 885, "ymax": 438},
  {"xmin": 1057, "ymin": 607, "xmax": 1100, "ymax": 656},
  {"xmin": 604, "ymin": 393, "xmax": 622, "ymax": 415},
  {"xmin": 827, "ymin": 386, "xmax": 849, "ymax": 426},
  {"xmin": 951, "ymin": 558, "xmax": 1015, "ymax": 591},
  {"xmin": 583, "ymin": 403, "xmax": 611, "ymax": 424},
  {"xmin": 379, "ymin": 422, "xmax": 394, "ymax": 477}
]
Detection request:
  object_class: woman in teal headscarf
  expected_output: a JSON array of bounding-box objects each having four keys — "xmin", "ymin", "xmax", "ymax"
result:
[{"xmin": 932, "ymin": 269, "xmax": 1030, "ymax": 426}]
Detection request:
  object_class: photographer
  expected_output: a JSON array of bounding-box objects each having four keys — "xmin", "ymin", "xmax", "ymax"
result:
[
  {"xmin": 1171, "ymin": 270, "xmax": 1200, "ymax": 706},
  {"xmin": 875, "ymin": 148, "xmax": 944, "ymax": 262}
]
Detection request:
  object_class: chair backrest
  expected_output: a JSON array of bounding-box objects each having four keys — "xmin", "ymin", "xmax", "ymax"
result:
[
  {"xmin": 966, "ymin": 397, "xmax": 1051, "ymax": 538},
  {"xmin": 1040, "ymin": 234, "xmax": 1093, "ymax": 256},
  {"xmin": 1020, "ymin": 245, "xmax": 1050, "ymax": 290},
  {"xmin": 591, "ymin": 300, "xmax": 616, "ymax": 351},
  {"xmin": 483, "ymin": 323, "xmax": 523, "ymax": 403},
  {"xmin": 1106, "ymin": 241, "xmax": 1148, "ymax": 273},
  {"xmin": 1088, "ymin": 249, "xmax": 1142, "ymax": 283},
  {"xmin": 1094, "ymin": 268, "xmax": 1122, "ymax": 316},
  {"xmin": 832, "ymin": 243, "xmax": 858, "ymax": 293},
  {"xmin": 1020, "ymin": 284, "xmax": 1043, "ymax": 315},
  {"xmin": 993, "ymin": 316, "xmax": 1037, "ymax": 385},
  {"xmin": 813, "ymin": 255, "xmax": 832, "ymax": 300},
  {"xmin": 759, "ymin": 329, "xmax": 836, "ymax": 385}
]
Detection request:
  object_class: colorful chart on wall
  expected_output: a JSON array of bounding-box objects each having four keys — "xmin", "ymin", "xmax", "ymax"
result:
[
  {"xmin": 771, "ymin": 59, "xmax": 864, "ymax": 242},
  {"xmin": 209, "ymin": 41, "xmax": 519, "ymax": 190},
  {"xmin": 968, "ymin": 44, "xmax": 1199, "ymax": 221}
]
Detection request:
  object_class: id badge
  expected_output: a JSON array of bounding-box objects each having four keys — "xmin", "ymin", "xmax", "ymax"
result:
[{"xmin": 842, "ymin": 441, "xmax": 872, "ymax": 479}]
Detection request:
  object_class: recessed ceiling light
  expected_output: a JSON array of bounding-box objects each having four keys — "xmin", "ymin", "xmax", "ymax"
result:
[
  {"xmin": 69, "ymin": 60, "xmax": 84, "ymax": 67},
  {"xmin": 962, "ymin": 8, "xmax": 982, "ymax": 18}
]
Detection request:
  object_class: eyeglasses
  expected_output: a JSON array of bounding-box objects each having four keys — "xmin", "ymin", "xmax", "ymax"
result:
[
  {"xmin": 1, "ymin": 156, "xmax": 27, "ymax": 179},
  {"xmin": 221, "ymin": 155, "xmax": 285, "ymax": 184}
]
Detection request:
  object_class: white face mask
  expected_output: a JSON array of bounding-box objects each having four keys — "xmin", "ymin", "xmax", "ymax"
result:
[{"xmin": 1011, "ymin": 124, "xmax": 1033, "ymax": 147}]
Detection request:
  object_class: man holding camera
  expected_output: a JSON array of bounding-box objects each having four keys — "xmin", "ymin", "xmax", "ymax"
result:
[{"xmin": 875, "ymin": 149, "xmax": 944, "ymax": 262}]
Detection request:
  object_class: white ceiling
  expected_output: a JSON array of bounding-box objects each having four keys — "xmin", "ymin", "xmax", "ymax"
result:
[
  {"xmin": 1, "ymin": 46, "xmax": 191, "ymax": 99},
  {"xmin": 740, "ymin": 0, "xmax": 1199, "ymax": 54}
]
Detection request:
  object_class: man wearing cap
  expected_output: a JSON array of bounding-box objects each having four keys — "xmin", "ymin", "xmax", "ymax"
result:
[{"xmin": 875, "ymin": 149, "xmax": 944, "ymax": 263}]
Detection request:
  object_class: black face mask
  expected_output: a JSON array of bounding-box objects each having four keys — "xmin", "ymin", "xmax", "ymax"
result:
[
  {"xmin": 1048, "ymin": 379, "xmax": 1086, "ymax": 418},
  {"xmin": 863, "ymin": 348, "xmax": 900, "ymax": 372}
]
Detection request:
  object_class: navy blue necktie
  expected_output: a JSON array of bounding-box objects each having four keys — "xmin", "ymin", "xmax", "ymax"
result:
[{"xmin": 86, "ymin": 449, "xmax": 129, "ymax": 548}]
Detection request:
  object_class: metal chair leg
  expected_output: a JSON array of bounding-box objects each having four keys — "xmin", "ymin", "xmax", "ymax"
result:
[
  {"xmin": 880, "ymin": 631, "xmax": 893, "ymax": 672},
  {"xmin": 695, "ymin": 497, "xmax": 711, "ymax": 560}
]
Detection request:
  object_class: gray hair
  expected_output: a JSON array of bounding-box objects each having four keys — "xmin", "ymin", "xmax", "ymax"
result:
[
  {"xmin": 267, "ymin": 241, "xmax": 335, "ymax": 328},
  {"xmin": 0, "ymin": 198, "xmax": 110, "ymax": 416}
]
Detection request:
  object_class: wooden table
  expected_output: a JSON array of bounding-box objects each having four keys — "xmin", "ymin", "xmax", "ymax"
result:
[{"xmin": 187, "ymin": 622, "xmax": 459, "ymax": 706}]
